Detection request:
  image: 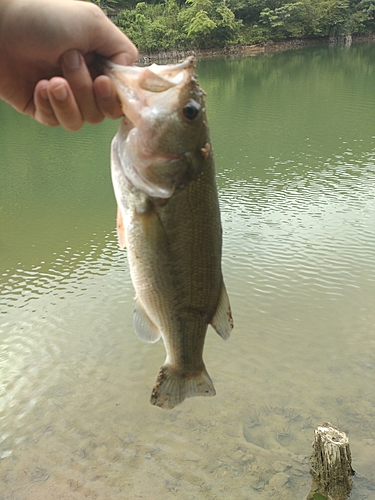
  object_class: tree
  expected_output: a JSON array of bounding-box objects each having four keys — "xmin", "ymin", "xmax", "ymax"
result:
[
  {"xmin": 179, "ymin": 0, "xmax": 243, "ymax": 47},
  {"xmin": 116, "ymin": 1, "xmax": 188, "ymax": 51}
]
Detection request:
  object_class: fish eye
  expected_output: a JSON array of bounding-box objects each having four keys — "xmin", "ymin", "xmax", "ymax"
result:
[{"xmin": 183, "ymin": 100, "xmax": 200, "ymax": 120}]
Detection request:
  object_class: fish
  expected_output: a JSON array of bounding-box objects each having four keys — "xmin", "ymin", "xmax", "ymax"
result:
[{"xmin": 105, "ymin": 57, "xmax": 233, "ymax": 409}]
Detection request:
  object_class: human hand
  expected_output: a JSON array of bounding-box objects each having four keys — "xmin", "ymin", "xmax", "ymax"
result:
[{"xmin": 0, "ymin": 0, "xmax": 138, "ymax": 131}]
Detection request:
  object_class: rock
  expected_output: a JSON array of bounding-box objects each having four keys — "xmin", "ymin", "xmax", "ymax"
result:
[
  {"xmin": 272, "ymin": 460, "xmax": 289, "ymax": 472},
  {"xmin": 268, "ymin": 472, "xmax": 290, "ymax": 489}
]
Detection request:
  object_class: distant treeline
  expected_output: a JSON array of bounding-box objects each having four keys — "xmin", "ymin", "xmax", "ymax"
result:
[{"xmin": 89, "ymin": 0, "xmax": 375, "ymax": 52}]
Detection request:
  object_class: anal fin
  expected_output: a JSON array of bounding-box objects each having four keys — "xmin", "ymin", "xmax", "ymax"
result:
[
  {"xmin": 210, "ymin": 283, "xmax": 233, "ymax": 340},
  {"xmin": 133, "ymin": 299, "xmax": 161, "ymax": 343}
]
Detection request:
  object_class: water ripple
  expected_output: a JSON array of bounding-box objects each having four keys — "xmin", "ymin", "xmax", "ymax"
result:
[
  {"xmin": 0, "ymin": 231, "xmax": 130, "ymax": 312},
  {"xmin": 220, "ymin": 146, "xmax": 375, "ymax": 318}
]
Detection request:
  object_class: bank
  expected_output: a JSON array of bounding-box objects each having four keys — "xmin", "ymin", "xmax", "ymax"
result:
[{"xmin": 136, "ymin": 32, "xmax": 375, "ymax": 64}]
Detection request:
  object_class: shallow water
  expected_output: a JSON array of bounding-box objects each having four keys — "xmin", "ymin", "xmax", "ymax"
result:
[{"xmin": 1, "ymin": 43, "xmax": 375, "ymax": 499}]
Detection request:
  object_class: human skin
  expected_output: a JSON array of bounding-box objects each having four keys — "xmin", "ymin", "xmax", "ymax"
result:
[{"xmin": 0, "ymin": 0, "xmax": 138, "ymax": 131}]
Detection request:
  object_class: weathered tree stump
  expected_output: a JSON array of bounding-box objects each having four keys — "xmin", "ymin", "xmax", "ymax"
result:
[{"xmin": 308, "ymin": 422, "xmax": 354, "ymax": 500}]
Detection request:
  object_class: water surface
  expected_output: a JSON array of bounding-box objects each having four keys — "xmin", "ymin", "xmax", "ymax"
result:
[{"xmin": 1, "ymin": 43, "xmax": 375, "ymax": 499}]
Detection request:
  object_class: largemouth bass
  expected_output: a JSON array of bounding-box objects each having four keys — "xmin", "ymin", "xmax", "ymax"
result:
[{"xmin": 105, "ymin": 57, "xmax": 233, "ymax": 409}]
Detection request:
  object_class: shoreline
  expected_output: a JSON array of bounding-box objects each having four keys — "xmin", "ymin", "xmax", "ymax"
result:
[{"xmin": 136, "ymin": 33, "xmax": 375, "ymax": 64}]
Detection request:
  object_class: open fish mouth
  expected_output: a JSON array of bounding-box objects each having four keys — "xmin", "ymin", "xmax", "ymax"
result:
[
  {"xmin": 103, "ymin": 57, "xmax": 196, "ymax": 128},
  {"xmin": 104, "ymin": 56, "xmax": 195, "ymax": 87}
]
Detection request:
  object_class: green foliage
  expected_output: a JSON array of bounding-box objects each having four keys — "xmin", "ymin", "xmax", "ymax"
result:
[
  {"xmin": 112, "ymin": 0, "xmax": 375, "ymax": 51},
  {"xmin": 116, "ymin": 0, "xmax": 243, "ymax": 51},
  {"xmin": 313, "ymin": 493, "xmax": 328, "ymax": 500},
  {"xmin": 256, "ymin": 0, "xmax": 375, "ymax": 39},
  {"xmin": 259, "ymin": 2, "xmax": 309, "ymax": 38},
  {"xmin": 179, "ymin": 0, "xmax": 243, "ymax": 47},
  {"xmin": 187, "ymin": 10, "xmax": 217, "ymax": 38},
  {"xmin": 89, "ymin": 0, "xmax": 118, "ymax": 14},
  {"xmin": 116, "ymin": 1, "xmax": 189, "ymax": 51}
]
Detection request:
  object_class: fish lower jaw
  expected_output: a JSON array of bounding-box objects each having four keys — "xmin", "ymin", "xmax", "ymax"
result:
[{"xmin": 150, "ymin": 363, "xmax": 216, "ymax": 410}]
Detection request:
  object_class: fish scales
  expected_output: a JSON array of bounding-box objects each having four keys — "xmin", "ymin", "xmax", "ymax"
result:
[{"xmin": 106, "ymin": 57, "xmax": 233, "ymax": 409}]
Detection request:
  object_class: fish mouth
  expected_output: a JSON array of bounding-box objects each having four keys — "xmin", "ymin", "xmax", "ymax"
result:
[
  {"xmin": 138, "ymin": 57, "xmax": 195, "ymax": 90},
  {"xmin": 104, "ymin": 56, "xmax": 195, "ymax": 90},
  {"xmin": 103, "ymin": 57, "xmax": 196, "ymax": 128}
]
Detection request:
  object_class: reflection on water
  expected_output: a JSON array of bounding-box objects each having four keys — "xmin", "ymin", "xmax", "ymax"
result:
[{"xmin": 1, "ymin": 43, "xmax": 375, "ymax": 499}]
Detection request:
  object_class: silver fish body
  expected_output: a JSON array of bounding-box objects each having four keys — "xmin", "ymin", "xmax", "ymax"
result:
[{"xmin": 106, "ymin": 58, "xmax": 233, "ymax": 409}]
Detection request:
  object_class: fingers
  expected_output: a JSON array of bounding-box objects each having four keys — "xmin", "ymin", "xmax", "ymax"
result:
[
  {"xmin": 94, "ymin": 75, "xmax": 123, "ymax": 120},
  {"xmin": 61, "ymin": 50, "xmax": 104, "ymax": 126},
  {"xmin": 34, "ymin": 80, "xmax": 59, "ymax": 127},
  {"xmin": 33, "ymin": 47, "xmax": 129, "ymax": 131},
  {"xmin": 33, "ymin": 49, "xmax": 125, "ymax": 131},
  {"xmin": 34, "ymin": 76, "xmax": 87, "ymax": 131}
]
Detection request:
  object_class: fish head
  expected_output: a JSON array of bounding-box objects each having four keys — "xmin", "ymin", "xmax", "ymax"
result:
[{"xmin": 106, "ymin": 57, "xmax": 210, "ymax": 198}]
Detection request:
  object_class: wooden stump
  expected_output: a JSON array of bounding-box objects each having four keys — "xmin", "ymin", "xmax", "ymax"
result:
[{"xmin": 308, "ymin": 422, "xmax": 354, "ymax": 500}]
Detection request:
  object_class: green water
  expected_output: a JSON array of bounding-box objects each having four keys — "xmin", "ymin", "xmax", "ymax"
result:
[{"xmin": 1, "ymin": 43, "xmax": 375, "ymax": 499}]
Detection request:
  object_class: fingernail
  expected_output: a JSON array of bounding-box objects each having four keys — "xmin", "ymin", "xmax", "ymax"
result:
[
  {"xmin": 63, "ymin": 49, "xmax": 81, "ymax": 71},
  {"xmin": 51, "ymin": 84, "xmax": 68, "ymax": 101}
]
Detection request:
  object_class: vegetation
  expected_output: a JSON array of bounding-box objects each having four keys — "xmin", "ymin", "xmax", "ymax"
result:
[
  {"xmin": 89, "ymin": 0, "xmax": 119, "ymax": 14},
  {"xmin": 89, "ymin": 0, "xmax": 375, "ymax": 52}
]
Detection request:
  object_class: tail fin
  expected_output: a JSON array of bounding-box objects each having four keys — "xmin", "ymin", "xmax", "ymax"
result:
[{"xmin": 150, "ymin": 365, "xmax": 216, "ymax": 409}]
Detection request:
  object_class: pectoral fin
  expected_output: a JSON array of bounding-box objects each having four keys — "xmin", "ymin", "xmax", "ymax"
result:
[
  {"xmin": 133, "ymin": 299, "xmax": 162, "ymax": 343},
  {"xmin": 116, "ymin": 206, "xmax": 126, "ymax": 249},
  {"xmin": 210, "ymin": 283, "xmax": 233, "ymax": 340}
]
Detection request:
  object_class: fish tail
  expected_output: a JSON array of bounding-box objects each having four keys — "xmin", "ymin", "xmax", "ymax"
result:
[{"xmin": 150, "ymin": 365, "xmax": 216, "ymax": 409}]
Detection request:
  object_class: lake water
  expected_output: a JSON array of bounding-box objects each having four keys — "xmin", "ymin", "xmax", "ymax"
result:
[{"xmin": 1, "ymin": 43, "xmax": 375, "ymax": 499}]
